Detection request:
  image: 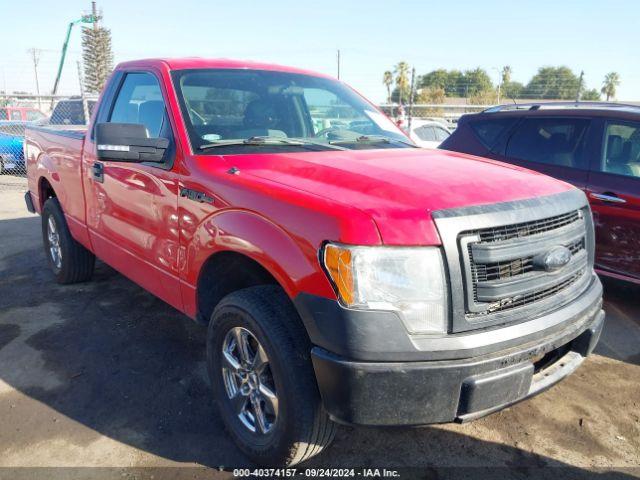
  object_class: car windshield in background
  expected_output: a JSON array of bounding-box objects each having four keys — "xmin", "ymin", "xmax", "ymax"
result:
[
  {"xmin": 172, "ymin": 69, "xmax": 412, "ymax": 152},
  {"xmin": 49, "ymin": 100, "xmax": 97, "ymax": 125}
]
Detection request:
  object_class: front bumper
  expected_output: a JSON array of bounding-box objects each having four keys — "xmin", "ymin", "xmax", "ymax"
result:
[{"xmin": 302, "ymin": 276, "xmax": 604, "ymax": 426}]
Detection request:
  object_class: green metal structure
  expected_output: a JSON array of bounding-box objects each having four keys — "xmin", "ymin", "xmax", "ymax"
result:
[{"xmin": 51, "ymin": 15, "xmax": 97, "ymax": 96}]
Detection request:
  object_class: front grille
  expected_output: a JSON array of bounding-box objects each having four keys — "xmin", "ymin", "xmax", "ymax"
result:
[
  {"xmin": 433, "ymin": 189, "xmax": 593, "ymax": 333},
  {"xmin": 462, "ymin": 209, "xmax": 588, "ymax": 317}
]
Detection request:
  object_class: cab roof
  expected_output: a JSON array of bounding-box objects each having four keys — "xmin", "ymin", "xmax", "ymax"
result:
[{"xmin": 115, "ymin": 58, "xmax": 334, "ymax": 79}]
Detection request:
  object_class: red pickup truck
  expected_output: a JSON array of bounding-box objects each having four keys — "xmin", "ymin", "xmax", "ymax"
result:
[{"xmin": 24, "ymin": 58, "xmax": 605, "ymax": 466}]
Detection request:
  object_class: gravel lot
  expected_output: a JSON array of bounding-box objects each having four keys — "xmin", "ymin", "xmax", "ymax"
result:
[{"xmin": 0, "ymin": 175, "xmax": 638, "ymax": 478}]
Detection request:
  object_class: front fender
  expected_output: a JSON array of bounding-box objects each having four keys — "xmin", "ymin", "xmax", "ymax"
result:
[{"xmin": 182, "ymin": 208, "xmax": 336, "ymax": 306}]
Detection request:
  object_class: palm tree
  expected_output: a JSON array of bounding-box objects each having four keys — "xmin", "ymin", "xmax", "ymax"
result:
[
  {"xmin": 601, "ymin": 72, "xmax": 621, "ymax": 101},
  {"xmin": 394, "ymin": 61, "xmax": 410, "ymax": 104},
  {"xmin": 382, "ymin": 71, "xmax": 393, "ymax": 104}
]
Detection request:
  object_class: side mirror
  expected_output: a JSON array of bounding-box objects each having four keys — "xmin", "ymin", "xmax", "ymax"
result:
[{"xmin": 96, "ymin": 123, "xmax": 169, "ymax": 162}]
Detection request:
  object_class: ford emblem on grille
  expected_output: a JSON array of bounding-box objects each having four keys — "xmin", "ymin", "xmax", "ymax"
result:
[{"xmin": 534, "ymin": 246, "xmax": 572, "ymax": 272}]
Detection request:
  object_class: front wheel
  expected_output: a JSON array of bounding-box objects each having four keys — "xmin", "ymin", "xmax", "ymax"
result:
[
  {"xmin": 42, "ymin": 197, "xmax": 95, "ymax": 284},
  {"xmin": 207, "ymin": 285, "xmax": 336, "ymax": 466}
]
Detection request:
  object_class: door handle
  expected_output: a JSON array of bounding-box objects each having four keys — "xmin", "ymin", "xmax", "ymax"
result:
[
  {"xmin": 92, "ymin": 162, "xmax": 104, "ymax": 183},
  {"xmin": 589, "ymin": 192, "xmax": 626, "ymax": 204}
]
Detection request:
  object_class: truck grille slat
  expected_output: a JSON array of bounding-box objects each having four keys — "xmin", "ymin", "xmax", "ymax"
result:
[
  {"xmin": 483, "ymin": 270, "xmax": 585, "ymax": 313},
  {"xmin": 478, "ymin": 210, "xmax": 581, "ymax": 243}
]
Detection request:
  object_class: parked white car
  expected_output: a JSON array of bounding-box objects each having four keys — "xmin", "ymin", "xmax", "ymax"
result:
[{"xmin": 406, "ymin": 120, "xmax": 451, "ymax": 148}]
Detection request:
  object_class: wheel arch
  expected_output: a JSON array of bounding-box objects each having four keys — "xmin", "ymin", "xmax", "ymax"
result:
[
  {"xmin": 190, "ymin": 209, "xmax": 335, "ymax": 326},
  {"xmin": 38, "ymin": 176, "xmax": 57, "ymax": 209},
  {"xmin": 196, "ymin": 250, "xmax": 281, "ymax": 325}
]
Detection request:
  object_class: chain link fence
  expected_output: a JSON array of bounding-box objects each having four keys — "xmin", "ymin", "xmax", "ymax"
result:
[{"xmin": 0, "ymin": 93, "xmax": 96, "ymax": 178}]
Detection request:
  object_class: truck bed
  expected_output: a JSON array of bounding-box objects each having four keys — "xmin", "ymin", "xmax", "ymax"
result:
[{"xmin": 25, "ymin": 124, "xmax": 88, "ymax": 237}]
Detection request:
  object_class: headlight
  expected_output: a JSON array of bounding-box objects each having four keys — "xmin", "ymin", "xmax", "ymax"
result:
[{"xmin": 322, "ymin": 243, "xmax": 449, "ymax": 334}]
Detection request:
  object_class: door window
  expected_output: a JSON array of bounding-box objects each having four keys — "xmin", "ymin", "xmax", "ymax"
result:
[
  {"xmin": 600, "ymin": 121, "xmax": 640, "ymax": 178},
  {"xmin": 505, "ymin": 117, "xmax": 590, "ymax": 169},
  {"xmin": 110, "ymin": 72, "xmax": 166, "ymax": 138},
  {"xmin": 9, "ymin": 110, "xmax": 22, "ymax": 121}
]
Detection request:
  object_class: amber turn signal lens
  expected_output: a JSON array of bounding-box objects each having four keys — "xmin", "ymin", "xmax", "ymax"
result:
[{"xmin": 323, "ymin": 244, "xmax": 355, "ymax": 305}]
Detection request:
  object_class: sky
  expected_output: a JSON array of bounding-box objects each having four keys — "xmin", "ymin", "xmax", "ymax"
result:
[{"xmin": 2, "ymin": 0, "xmax": 639, "ymax": 102}]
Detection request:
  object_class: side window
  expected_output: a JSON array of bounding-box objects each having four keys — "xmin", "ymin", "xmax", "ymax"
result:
[
  {"xmin": 505, "ymin": 117, "xmax": 590, "ymax": 169},
  {"xmin": 469, "ymin": 117, "xmax": 518, "ymax": 149},
  {"xmin": 0, "ymin": 110, "xmax": 7, "ymax": 121},
  {"xmin": 434, "ymin": 127, "xmax": 450, "ymax": 142},
  {"xmin": 10, "ymin": 110, "xmax": 22, "ymax": 121},
  {"xmin": 601, "ymin": 121, "xmax": 640, "ymax": 178},
  {"xmin": 416, "ymin": 126, "xmax": 436, "ymax": 141},
  {"xmin": 110, "ymin": 72, "xmax": 166, "ymax": 138}
]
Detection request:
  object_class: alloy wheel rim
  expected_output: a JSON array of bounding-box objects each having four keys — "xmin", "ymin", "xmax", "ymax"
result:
[
  {"xmin": 221, "ymin": 326, "xmax": 278, "ymax": 434},
  {"xmin": 47, "ymin": 215, "xmax": 62, "ymax": 269}
]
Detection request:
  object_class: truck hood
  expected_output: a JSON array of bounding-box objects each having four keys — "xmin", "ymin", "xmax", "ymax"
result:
[{"xmin": 222, "ymin": 147, "xmax": 574, "ymax": 245}]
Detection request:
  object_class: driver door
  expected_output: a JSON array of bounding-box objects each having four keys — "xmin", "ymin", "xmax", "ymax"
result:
[{"xmin": 83, "ymin": 70, "xmax": 183, "ymax": 309}]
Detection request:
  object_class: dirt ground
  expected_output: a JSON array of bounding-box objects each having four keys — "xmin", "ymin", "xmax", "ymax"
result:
[{"xmin": 0, "ymin": 175, "xmax": 639, "ymax": 478}]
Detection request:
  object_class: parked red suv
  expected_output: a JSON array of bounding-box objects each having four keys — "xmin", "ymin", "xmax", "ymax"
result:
[{"xmin": 441, "ymin": 103, "xmax": 640, "ymax": 284}]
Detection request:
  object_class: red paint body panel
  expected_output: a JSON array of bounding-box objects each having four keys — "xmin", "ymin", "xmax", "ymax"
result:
[
  {"xmin": 25, "ymin": 58, "xmax": 576, "ymax": 321},
  {"xmin": 218, "ymin": 148, "xmax": 571, "ymax": 245},
  {"xmin": 587, "ymin": 172, "xmax": 640, "ymax": 280}
]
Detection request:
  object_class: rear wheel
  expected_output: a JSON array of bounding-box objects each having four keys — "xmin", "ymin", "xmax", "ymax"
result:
[
  {"xmin": 42, "ymin": 197, "xmax": 95, "ymax": 284},
  {"xmin": 207, "ymin": 285, "xmax": 336, "ymax": 466}
]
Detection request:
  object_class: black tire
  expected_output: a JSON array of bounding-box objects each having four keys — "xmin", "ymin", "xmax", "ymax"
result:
[
  {"xmin": 207, "ymin": 285, "xmax": 336, "ymax": 466},
  {"xmin": 42, "ymin": 197, "xmax": 95, "ymax": 284}
]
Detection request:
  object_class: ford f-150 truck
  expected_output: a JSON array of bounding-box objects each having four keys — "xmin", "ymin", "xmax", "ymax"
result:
[{"xmin": 24, "ymin": 58, "xmax": 605, "ymax": 466}]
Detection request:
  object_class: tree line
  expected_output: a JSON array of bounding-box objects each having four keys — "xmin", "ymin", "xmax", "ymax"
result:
[{"xmin": 383, "ymin": 64, "xmax": 622, "ymax": 104}]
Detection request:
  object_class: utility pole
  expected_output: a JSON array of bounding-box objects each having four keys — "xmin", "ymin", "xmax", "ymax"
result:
[
  {"xmin": 28, "ymin": 48, "xmax": 42, "ymax": 110},
  {"xmin": 408, "ymin": 67, "xmax": 416, "ymax": 132},
  {"xmin": 336, "ymin": 49, "xmax": 341, "ymax": 80},
  {"xmin": 576, "ymin": 70, "xmax": 584, "ymax": 103}
]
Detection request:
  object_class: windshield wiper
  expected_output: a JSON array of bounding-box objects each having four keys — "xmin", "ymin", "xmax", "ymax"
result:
[
  {"xmin": 199, "ymin": 136, "xmax": 305, "ymax": 150},
  {"xmin": 199, "ymin": 136, "xmax": 347, "ymax": 151},
  {"xmin": 329, "ymin": 135, "xmax": 417, "ymax": 147}
]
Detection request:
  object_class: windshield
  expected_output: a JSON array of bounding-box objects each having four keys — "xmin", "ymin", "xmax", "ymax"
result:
[{"xmin": 172, "ymin": 69, "xmax": 412, "ymax": 152}]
